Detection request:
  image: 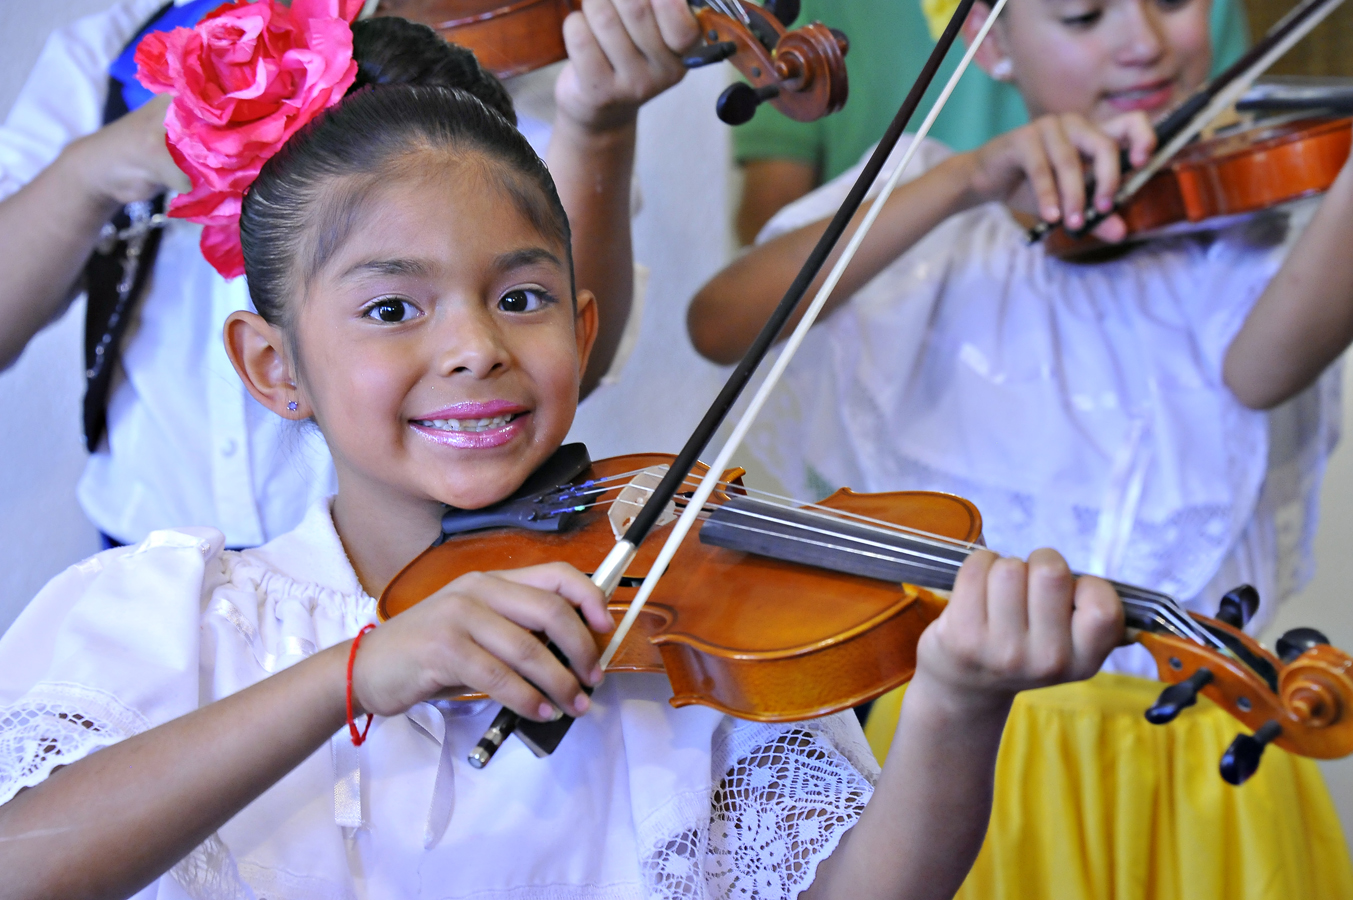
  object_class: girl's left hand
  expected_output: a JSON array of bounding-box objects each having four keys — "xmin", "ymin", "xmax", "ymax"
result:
[
  {"xmin": 554, "ymin": 0, "xmax": 701, "ymax": 132},
  {"xmin": 914, "ymin": 548, "xmax": 1124, "ymax": 712}
]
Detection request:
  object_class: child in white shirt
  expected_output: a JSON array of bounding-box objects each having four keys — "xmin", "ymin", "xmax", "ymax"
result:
[{"xmin": 0, "ymin": 8, "xmax": 1124, "ymax": 898}]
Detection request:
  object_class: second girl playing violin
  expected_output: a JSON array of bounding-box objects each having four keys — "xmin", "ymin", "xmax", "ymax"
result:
[{"xmin": 690, "ymin": 0, "xmax": 1353, "ymax": 896}]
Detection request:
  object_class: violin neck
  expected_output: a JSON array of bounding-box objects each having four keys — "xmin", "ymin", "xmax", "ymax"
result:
[{"xmin": 698, "ymin": 495, "xmax": 1206, "ymax": 642}]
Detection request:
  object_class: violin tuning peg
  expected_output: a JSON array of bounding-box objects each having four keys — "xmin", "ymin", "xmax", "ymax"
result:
[
  {"xmin": 1145, "ymin": 667, "xmax": 1214, "ymax": 724},
  {"xmin": 683, "ymin": 40, "xmax": 738, "ymax": 69},
  {"xmin": 717, "ymin": 81, "xmax": 781, "ymax": 125},
  {"xmin": 763, "ymin": 0, "xmax": 800, "ymax": 27},
  {"xmin": 1216, "ymin": 584, "xmax": 1260, "ymax": 629},
  {"xmin": 1219, "ymin": 720, "xmax": 1282, "ymax": 785},
  {"xmin": 1276, "ymin": 626, "xmax": 1330, "ymax": 664}
]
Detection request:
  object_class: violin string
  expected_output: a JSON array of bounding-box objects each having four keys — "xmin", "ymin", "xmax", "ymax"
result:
[
  {"xmin": 694, "ymin": 515, "xmax": 1223, "ymax": 648},
  {"xmin": 544, "ymin": 472, "xmax": 1218, "ymax": 648},
  {"xmin": 546, "ymin": 470, "xmax": 985, "ymax": 555},
  {"xmin": 597, "ymin": 0, "xmax": 1013, "ymax": 672}
]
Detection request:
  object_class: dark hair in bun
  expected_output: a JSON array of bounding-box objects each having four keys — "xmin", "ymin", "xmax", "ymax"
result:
[
  {"xmin": 239, "ymin": 17, "xmax": 569, "ymax": 327},
  {"xmin": 349, "ymin": 16, "xmax": 516, "ymax": 124}
]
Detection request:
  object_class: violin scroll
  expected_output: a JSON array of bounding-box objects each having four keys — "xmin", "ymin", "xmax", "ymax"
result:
[
  {"xmin": 695, "ymin": 1, "xmax": 848, "ymax": 125},
  {"xmin": 1136, "ymin": 585, "xmax": 1353, "ymax": 784}
]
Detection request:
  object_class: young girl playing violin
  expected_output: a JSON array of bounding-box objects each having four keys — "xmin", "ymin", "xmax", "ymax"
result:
[
  {"xmin": 689, "ymin": 0, "xmax": 1353, "ymax": 896},
  {"xmin": 0, "ymin": 7, "xmax": 1125, "ymax": 899}
]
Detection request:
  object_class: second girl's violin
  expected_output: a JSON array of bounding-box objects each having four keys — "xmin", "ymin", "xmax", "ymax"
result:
[
  {"xmin": 373, "ymin": 0, "xmax": 848, "ymax": 124},
  {"xmin": 379, "ymin": 444, "xmax": 1353, "ymax": 784},
  {"xmin": 1046, "ymin": 115, "xmax": 1352, "ymax": 260}
]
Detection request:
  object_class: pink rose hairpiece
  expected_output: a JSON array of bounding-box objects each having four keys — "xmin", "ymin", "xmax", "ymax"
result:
[{"xmin": 135, "ymin": 0, "xmax": 365, "ymax": 279}]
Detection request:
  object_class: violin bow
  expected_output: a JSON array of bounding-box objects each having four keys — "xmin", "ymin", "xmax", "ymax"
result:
[
  {"xmin": 469, "ymin": 0, "xmax": 1011, "ymax": 767},
  {"xmin": 1029, "ymin": 0, "xmax": 1348, "ymax": 242}
]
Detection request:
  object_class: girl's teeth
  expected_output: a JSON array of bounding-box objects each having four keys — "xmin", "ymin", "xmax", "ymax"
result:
[{"xmin": 420, "ymin": 414, "xmax": 515, "ymax": 432}]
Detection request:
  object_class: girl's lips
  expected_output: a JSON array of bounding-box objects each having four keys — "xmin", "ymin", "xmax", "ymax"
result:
[
  {"xmin": 415, "ymin": 400, "xmax": 526, "ymax": 419},
  {"xmin": 1104, "ymin": 82, "xmax": 1175, "ymax": 113},
  {"xmin": 410, "ymin": 413, "xmax": 528, "ymax": 449}
]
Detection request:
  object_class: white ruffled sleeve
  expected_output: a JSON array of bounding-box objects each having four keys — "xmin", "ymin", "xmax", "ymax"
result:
[{"xmin": 0, "ymin": 528, "xmax": 226, "ymax": 806}]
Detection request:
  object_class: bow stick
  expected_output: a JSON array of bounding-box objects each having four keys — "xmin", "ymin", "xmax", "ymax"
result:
[{"xmin": 470, "ymin": 0, "xmax": 1007, "ymax": 767}]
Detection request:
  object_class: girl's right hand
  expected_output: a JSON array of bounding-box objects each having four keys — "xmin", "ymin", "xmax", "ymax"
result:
[
  {"xmin": 350, "ymin": 562, "xmax": 613, "ymax": 722},
  {"xmin": 62, "ymin": 94, "xmax": 191, "ymax": 207},
  {"xmin": 962, "ymin": 112, "xmax": 1156, "ymax": 242}
]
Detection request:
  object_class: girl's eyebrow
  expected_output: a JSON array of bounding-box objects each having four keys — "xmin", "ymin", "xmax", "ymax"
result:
[
  {"xmin": 495, "ymin": 247, "xmax": 563, "ymax": 272},
  {"xmin": 340, "ymin": 257, "xmax": 433, "ymax": 280}
]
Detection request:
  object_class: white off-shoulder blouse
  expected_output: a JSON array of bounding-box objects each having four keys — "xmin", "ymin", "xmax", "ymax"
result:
[
  {"xmin": 0, "ymin": 500, "xmax": 878, "ymax": 900},
  {"xmin": 747, "ymin": 136, "xmax": 1340, "ymax": 679}
]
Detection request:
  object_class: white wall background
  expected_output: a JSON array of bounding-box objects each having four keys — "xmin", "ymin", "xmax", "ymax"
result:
[{"xmin": 3, "ymin": 0, "xmax": 1353, "ymax": 857}]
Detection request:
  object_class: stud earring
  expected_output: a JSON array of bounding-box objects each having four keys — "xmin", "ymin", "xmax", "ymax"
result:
[
  {"xmin": 288, "ymin": 400, "xmax": 298, "ymax": 411},
  {"xmin": 991, "ymin": 58, "xmax": 1014, "ymax": 82}
]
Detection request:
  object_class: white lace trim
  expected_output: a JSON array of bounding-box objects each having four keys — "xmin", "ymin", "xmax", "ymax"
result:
[
  {"xmin": 172, "ymin": 833, "xmax": 253, "ymax": 900},
  {"xmin": 0, "ymin": 681, "xmax": 150, "ymax": 806},
  {"xmin": 638, "ymin": 714, "xmax": 875, "ymax": 900}
]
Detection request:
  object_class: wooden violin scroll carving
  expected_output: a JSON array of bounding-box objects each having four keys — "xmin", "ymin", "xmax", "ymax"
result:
[
  {"xmin": 693, "ymin": 0, "xmax": 848, "ymax": 125},
  {"xmin": 1136, "ymin": 611, "xmax": 1353, "ymax": 784}
]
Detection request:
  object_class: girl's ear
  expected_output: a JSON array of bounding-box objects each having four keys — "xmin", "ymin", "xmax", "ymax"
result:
[
  {"xmin": 574, "ymin": 289, "xmax": 599, "ymax": 376},
  {"xmin": 224, "ymin": 311, "xmax": 310, "ymax": 419},
  {"xmin": 961, "ymin": 3, "xmax": 1014, "ymax": 81}
]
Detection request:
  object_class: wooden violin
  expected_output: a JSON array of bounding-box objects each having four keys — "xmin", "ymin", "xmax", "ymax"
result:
[
  {"xmin": 1047, "ymin": 115, "xmax": 1352, "ymax": 260},
  {"xmin": 372, "ymin": 0, "xmax": 848, "ymax": 124},
  {"xmin": 379, "ymin": 445, "xmax": 1353, "ymax": 784}
]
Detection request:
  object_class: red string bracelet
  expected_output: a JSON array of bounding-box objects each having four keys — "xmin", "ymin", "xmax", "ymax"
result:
[{"xmin": 346, "ymin": 624, "xmax": 377, "ymax": 746}]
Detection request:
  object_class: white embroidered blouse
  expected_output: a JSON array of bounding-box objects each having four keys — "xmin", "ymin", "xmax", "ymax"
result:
[
  {"xmin": 747, "ymin": 137, "xmax": 1340, "ymax": 679},
  {"xmin": 0, "ymin": 500, "xmax": 877, "ymax": 900}
]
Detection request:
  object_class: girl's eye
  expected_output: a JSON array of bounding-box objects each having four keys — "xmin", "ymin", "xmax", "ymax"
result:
[
  {"xmin": 1060, "ymin": 6, "xmax": 1102, "ymax": 26},
  {"xmin": 362, "ymin": 297, "xmax": 419, "ymax": 323},
  {"xmin": 498, "ymin": 288, "xmax": 554, "ymax": 313}
]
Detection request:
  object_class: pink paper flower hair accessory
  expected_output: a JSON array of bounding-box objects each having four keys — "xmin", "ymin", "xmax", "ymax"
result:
[{"xmin": 136, "ymin": 0, "xmax": 365, "ymax": 278}]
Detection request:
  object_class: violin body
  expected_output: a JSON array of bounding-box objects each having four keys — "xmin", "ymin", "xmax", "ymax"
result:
[
  {"xmin": 374, "ymin": 0, "xmax": 848, "ymax": 123},
  {"xmin": 1048, "ymin": 116, "xmax": 1353, "ymax": 260},
  {"xmin": 380, "ymin": 449, "xmax": 1353, "ymax": 770},
  {"xmin": 379, "ymin": 452, "xmax": 979, "ymax": 720}
]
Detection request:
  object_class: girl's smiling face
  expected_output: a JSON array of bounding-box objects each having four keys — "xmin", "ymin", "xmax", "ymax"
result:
[
  {"xmin": 286, "ymin": 151, "xmax": 595, "ymax": 515},
  {"xmin": 978, "ymin": 0, "xmax": 1212, "ymax": 122}
]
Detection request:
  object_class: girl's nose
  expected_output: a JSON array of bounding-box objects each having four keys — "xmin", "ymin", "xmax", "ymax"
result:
[
  {"xmin": 436, "ymin": 306, "xmax": 511, "ymax": 379},
  {"xmin": 1114, "ymin": 0, "xmax": 1168, "ymax": 67}
]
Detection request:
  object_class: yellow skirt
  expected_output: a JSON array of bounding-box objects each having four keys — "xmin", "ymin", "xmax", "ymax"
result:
[{"xmin": 865, "ymin": 673, "xmax": 1353, "ymax": 899}]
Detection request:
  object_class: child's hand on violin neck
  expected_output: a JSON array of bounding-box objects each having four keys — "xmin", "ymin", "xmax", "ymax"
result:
[
  {"xmin": 915, "ymin": 549, "xmax": 1124, "ymax": 711},
  {"xmin": 962, "ymin": 112, "xmax": 1156, "ymax": 242},
  {"xmin": 555, "ymin": 0, "xmax": 701, "ymax": 133},
  {"xmin": 350, "ymin": 563, "xmax": 612, "ymax": 722}
]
